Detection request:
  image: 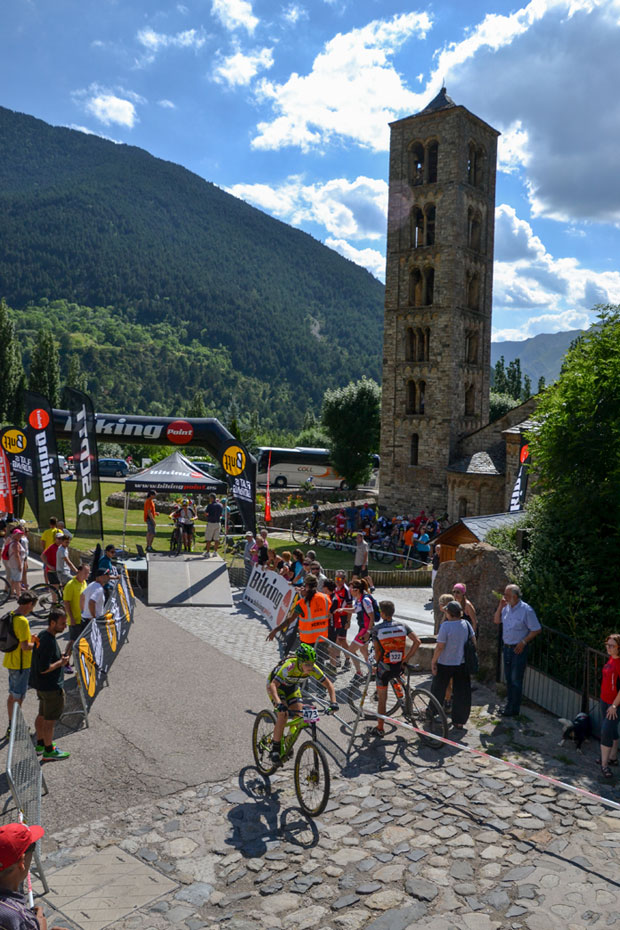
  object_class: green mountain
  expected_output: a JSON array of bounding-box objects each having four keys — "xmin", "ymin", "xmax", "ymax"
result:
[
  {"xmin": 0, "ymin": 106, "xmax": 384, "ymax": 430},
  {"xmin": 491, "ymin": 330, "xmax": 584, "ymax": 386}
]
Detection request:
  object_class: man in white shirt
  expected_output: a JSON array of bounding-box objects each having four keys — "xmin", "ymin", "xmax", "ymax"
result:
[
  {"xmin": 56, "ymin": 536, "xmax": 77, "ymax": 587},
  {"xmin": 80, "ymin": 569, "xmax": 110, "ymax": 623}
]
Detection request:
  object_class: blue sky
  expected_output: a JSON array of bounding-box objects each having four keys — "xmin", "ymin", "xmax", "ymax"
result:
[{"xmin": 3, "ymin": 0, "xmax": 620, "ymax": 340}]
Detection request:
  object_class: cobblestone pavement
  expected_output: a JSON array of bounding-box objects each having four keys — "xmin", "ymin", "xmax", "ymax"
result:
[{"xmin": 36, "ymin": 588, "xmax": 620, "ymax": 930}]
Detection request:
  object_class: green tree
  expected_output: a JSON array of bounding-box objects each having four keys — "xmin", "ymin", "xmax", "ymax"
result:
[
  {"xmin": 66, "ymin": 355, "xmax": 88, "ymax": 393},
  {"xmin": 489, "ymin": 391, "xmax": 520, "ymax": 422},
  {"xmin": 187, "ymin": 390, "xmax": 207, "ymax": 419},
  {"xmin": 493, "ymin": 356, "xmax": 508, "ymax": 394},
  {"xmin": 321, "ymin": 378, "xmax": 381, "ymax": 488},
  {"xmin": 521, "ymin": 374, "xmax": 532, "ymax": 401},
  {"xmin": 521, "ymin": 306, "xmax": 620, "ymax": 639},
  {"xmin": 537, "ymin": 375, "xmax": 546, "ymax": 393},
  {"xmin": 506, "ymin": 358, "xmax": 522, "ymax": 400},
  {"xmin": 29, "ymin": 326, "xmax": 60, "ymax": 406},
  {"xmin": 0, "ymin": 299, "xmax": 21, "ymax": 424}
]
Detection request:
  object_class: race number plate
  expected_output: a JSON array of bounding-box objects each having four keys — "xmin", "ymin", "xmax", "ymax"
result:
[
  {"xmin": 302, "ymin": 705, "xmax": 320, "ymax": 721},
  {"xmin": 389, "ymin": 650, "xmax": 403, "ymax": 663}
]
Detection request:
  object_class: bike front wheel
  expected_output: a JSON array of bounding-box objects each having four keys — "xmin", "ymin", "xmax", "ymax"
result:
[
  {"xmin": 29, "ymin": 583, "xmax": 60, "ymax": 618},
  {"xmin": 294, "ymin": 739, "xmax": 330, "ymax": 816},
  {"xmin": 252, "ymin": 709, "xmax": 278, "ymax": 775},
  {"xmin": 405, "ymin": 687, "xmax": 448, "ymax": 749},
  {"xmin": 291, "ymin": 521, "xmax": 310, "ymax": 544}
]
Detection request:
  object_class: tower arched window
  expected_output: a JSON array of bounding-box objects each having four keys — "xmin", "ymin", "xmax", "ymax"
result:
[
  {"xmin": 467, "ymin": 143, "xmax": 486, "ymax": 188},
  {"xmin": 425, "ymin": 327, "xmax": 431, "ymax": 361},
  {"xmin": 418, "ymin": 381, "xmax": 426, "ymax": 415},
  {"xmin": 410, "ymin": 268, "xmax": 423, "ymax": 306},
  {"xmin": 406, "ymin": 327, "xmax": 416, "ymax": 361},
  {"xmin": 468, "ymin": 207, "xmax": 482, "ymax": 251},
  {"xmin": 409, "ymin": 142, "xmax": 425, "ymax": 186},
  {"xmin": 424, "ymin": 267, "xmax": 434, "ymax": 306},
  {"xmin": 467, "ymin": 272, "xmax": 480, "ymax": 311},
  {"xmin": 427, "ymin": 141, "xmax": 438, "ymax": 183},
  {"xmin": 425, "ymin": 204, "xmax": 436, "ymax": 246},
  {"xmin": 417, "ymin": 327, "xmax": 426, "ymax": 361},
  {"xmin": 406, "ymin": 380, "xmax": 416, "ymax": 414},
  {"xmin": 458, "ymin": 497, "xmax": 468, "ymax": 519},
  {"xmin": 465, "ymin": 383, "xmax": 475, "ymax": 416},
  {"xmin": 410, "ymin": 434, "xmax": 419, "ymax": 466},
  {"xmin": 411, "ymin": 207, "xmax": 424, "ymax": 248}
]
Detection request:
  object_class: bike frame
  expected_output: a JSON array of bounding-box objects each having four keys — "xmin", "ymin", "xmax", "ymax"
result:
[{"xmin": 279, "ymin": 705, "xmax": 322, "ymax": 760}]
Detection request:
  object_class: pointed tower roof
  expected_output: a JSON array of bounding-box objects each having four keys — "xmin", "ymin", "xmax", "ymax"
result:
[{"xmin": 421, "ymin": 86, "xmax": 456, "ymax": 113}]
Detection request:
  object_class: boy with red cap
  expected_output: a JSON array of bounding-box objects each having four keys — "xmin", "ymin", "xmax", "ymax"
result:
[{"xmin": 0, "ymin": 822, "xmax": 69, "ymax": 929}]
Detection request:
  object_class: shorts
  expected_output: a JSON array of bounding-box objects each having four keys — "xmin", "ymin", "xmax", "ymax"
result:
[
  {"xmin": 58, "ymin": 573, "xmax": 72, "ymax": 588},
  {"xmin": 7, "ymin": 565, "xmax": 22, "ymax": 583},
  {"xmin": 69, "ymin": 621, "xmax": 86, "ymax": 642},
  {"xmin": 179, "ymin": 523, "xmax": 195, "ymax": 536},
  {"xmin": 8, "ymin": 668, "xmax": 30, "ymax": 699},
  {"xmin": 47, "ymin": 570, "xmax": 59, "ymax": 585},
  {"xmin": 146, "ymin": 517, "xmax": 156, "ymax": 534},
  {"xmin": 353, "ymin": 565, "xmax": 369, "ymax": 578},
  {"xmin": 354, "ymin": 621, "xmax": 371, "ymax": 645},
  {"xmin": 327, "ymin": 624, "xmax": 337, "ymax": 643},
  {"xmin": 205, "ymin": 523, "xmax": 221, "ymax": 542},
  {"xmin": 37, "ymin": 689, "xmax": 65, "ymax": 721},
  {"xmin": 268, "ymin": 673, "xmax": 302, "ymax": 708},
  {"xmin": 376, "ymin": 661, "xmax": 404, "ymax": 688}
]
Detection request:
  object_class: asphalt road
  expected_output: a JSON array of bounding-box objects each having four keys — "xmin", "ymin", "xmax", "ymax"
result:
[{"xmin": 0, "ymin": 599, "xmax": 267, "ymax": 834}]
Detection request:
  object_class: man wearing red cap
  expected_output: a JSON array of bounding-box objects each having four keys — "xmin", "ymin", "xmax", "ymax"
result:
[{"xmin": 0, "ymin": 822, "xmax": 69, "ymax": 928}]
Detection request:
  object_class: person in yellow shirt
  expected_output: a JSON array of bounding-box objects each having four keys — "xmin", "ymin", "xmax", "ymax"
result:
[
  {"xmin": 62, "ymin": 563, "xmax": 89, "ymax": 666},
  {"xmin": 40, "ymin": 517, "xmax": 59, "ymax": 551},
  {"xmin": 3, "ymin": 592, "xmax": 38, "ymax": 739}
]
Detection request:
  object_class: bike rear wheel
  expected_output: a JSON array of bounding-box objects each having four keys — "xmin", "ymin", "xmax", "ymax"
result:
[
  {"xmin": 252, "ymin": 709, "xmax": 278, "ymax": 775},
  {"xmin": 29, "ymin": 583, "xmax": 60, "ymax": 618},
  {"xmin": 294, "ymin": 739, "xmax": 330, "ymax": 816},
  {"xmin": 405, "ymin": 687, "xmax": 448, "ymax": 749},
  {"xmin": 291, "ymin": 520, "xmax": 311, "ymax": 544}
]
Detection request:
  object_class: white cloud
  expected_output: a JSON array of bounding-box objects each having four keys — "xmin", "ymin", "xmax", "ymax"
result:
[
  {"xmin": 211, "ymin": 0, "xmax": 258, "ymax": 34},
  {"xmin": 213, "ymin": 46, "xmax": 274, "ymax": 87},
  {"xmin": 227, "ymin": 174, "xmax": 388, "ymax": 240},
  {"xmin": 325, "ymin": 238, "xmax": 385, "ymax": 280},
  {"xmin": 158, "ymin": 99, "xmax": 176, "ymax": 109},
  {"xmin": 491, "ymin": 203, "xmax": 620, "ymax": 337},
  {"xmin": 73, "ymin": 83, "xmax": 145, "ymax": 128},
  {"xmin": 252, "ymin": 12, "xmax": 432, "ymax": 151},
  {"xmin": 283, "ymin": 4, "xmax": 306, "ymax": 25},
  {"xmin": 136, "ymin": 27, "xmax": 206, "ymax": 65}
]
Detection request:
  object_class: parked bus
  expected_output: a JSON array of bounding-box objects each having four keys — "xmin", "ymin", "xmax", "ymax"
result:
[
  {"xmin": 256, "ymin": 447, "xmax": 379, "ymax": 489},
  {"xmin": 257, "ymin": 447, "xmax": 347, "ymax": 489}
]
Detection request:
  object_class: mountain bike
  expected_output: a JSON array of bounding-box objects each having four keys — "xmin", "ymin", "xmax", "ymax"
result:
[
  {"xmin": 348, "ymin": 661, "xmax": 448, "ymax": 749},
  {"xmin": 169, "ymin": 522, "xmax": 183, "ymax": 555},
  {"xmin": 252, "ymin": 702, "xmax": 334, "ymax": 816},
  {"xmin": 29, "ymin": 582, "xmax": 62, "ymax": 618},
  {"xmin": 371, "ymin": 536, "xmax": 399, "ymax": 563},
  {"xmin": 291, "ymin": 517, "xmax": 321, "ymax": 545}
]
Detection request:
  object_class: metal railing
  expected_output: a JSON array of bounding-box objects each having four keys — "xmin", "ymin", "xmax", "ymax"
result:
[{"xmin": 498, "ymin": 623, "xmax": 607, "ymax": 728}]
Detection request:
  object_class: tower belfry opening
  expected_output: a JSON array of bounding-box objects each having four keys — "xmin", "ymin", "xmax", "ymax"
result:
[{"xmin": 379, "ymin": 89, "xmax": 500, "ymax": 518}]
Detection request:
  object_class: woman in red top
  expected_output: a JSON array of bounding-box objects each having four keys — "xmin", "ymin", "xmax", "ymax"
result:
[{"xmin": 599, "ymin": 633, "xmax": 620, "ymax": 778}]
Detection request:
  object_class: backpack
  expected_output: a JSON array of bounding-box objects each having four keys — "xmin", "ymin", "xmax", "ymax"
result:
[
  {"xmin": 362, "ymin": 593, "xmax": 381, "ymax": 623},
  {"xmin": 0, "ymin": 612, "xmax": 19, "ymax": 653},
  {"xmin": 1, "ymin": 541, "xmax": 10, "ymax": 562}
]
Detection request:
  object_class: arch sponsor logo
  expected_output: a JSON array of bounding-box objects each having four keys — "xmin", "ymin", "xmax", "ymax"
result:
[
  {"xmin": 222, "ymin": 444, "xmax": 246, "ymax": 476},
  {"xmin": 166, "ymin": 420, "xmax": 194, "ymax": 444},
  {"xmin": 28, "ymin": 408, "xmax": 50, "ymax": 430},
  {"xmin": 1, "ymin": 430, "xmax": 27, "ymax": 455},
  {"xmin": 78, "ymin": 639, "xmax": 97, "ymax": 698}
]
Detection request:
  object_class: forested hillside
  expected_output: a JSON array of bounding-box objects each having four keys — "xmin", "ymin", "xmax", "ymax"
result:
[{"xmin": 0, "ymin": 106, "xmax": 384, "ymax": 429}]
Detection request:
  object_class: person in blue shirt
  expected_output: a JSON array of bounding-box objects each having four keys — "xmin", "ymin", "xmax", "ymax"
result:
[
  {"xmin": 493, "ymin": 584, "xmax": 541, "ymax": 717},
  {"xmin": 359, "ymin": 502, "xmax": 375, "ymax": 529}
]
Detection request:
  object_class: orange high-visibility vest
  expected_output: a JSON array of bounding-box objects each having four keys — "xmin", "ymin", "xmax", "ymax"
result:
[{"xmin": 297, "ymin": 592, "xmax": 330, "ymax": 644}]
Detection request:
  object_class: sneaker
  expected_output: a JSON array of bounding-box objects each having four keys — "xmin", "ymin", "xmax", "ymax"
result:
[
  {"xmin": 269, "ymin": 749, "xmax": 281, "ymax": 765},
  {"xmin": 65, "ymin": 664, "xmax": 75, "ymax": 675},
  {"xmin": 35, "ymin": 742, "xmax": 52, "ymax": 755},
  {"xmin": 343, "ymin": 659, "xmax": 351, "ymax": 670},
  {"xmin": 370, "ymin": 726, "xmax": 384, "ymax": 737},
  {"xmin": 42, "ymin": 747, "xmax": 70, "ymax": 761}
]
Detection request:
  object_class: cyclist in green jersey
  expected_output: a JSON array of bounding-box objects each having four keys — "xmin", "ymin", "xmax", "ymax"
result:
[{"xmin": 267, "ymin": 643, "xmax": 338, "ymax": 763}]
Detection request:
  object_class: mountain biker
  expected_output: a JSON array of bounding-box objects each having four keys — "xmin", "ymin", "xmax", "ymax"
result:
[
  {"xmin": 171, "ymin": 499, "xmax": 196, "ymax": 552},
  {"xmin": 349, "ymin": 578, "xmax": 376, "ymax": 678},
  {"xmin": 266, "ymin": 642, "xmax": 338, "ymax": 763},
  {"xmin": 309, "ymin": 503, "xmax": 321, "ymax": 538},
  {"xmin": 371, "ymin": 600, "xmax": 421, "ymax": 737}
]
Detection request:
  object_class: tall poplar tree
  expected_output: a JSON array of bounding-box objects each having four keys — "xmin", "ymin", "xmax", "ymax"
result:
[
  {"xmin": 0, "ymin": 298, "xmax": 21, "ymax": 423},
  {"xmin": 29, "ymin": 326, "xmax": 61, "ymax": 406}
]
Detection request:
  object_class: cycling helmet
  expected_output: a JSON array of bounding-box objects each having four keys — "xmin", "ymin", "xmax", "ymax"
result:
[
  {"xmin": 182, "ymin": 498, "xmax": 189, "ymax": 505},
  {"xmin": 296, "ymin": 643, "xmax": 316, "ymax": 664}
]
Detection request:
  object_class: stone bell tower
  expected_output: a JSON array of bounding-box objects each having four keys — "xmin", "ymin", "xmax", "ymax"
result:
[{"xmin": 379, "ymin": 88, "xmax": 499, "ymax": 515}]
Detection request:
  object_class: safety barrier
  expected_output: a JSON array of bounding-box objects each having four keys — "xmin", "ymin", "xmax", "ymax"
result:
[
  {"xmin": 71, "ymin": 567, "xmax": 136, "ymax": 726},
  {"xmin": 5, "ymin": 704, "xmax": 49, "ymax": 892}
]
